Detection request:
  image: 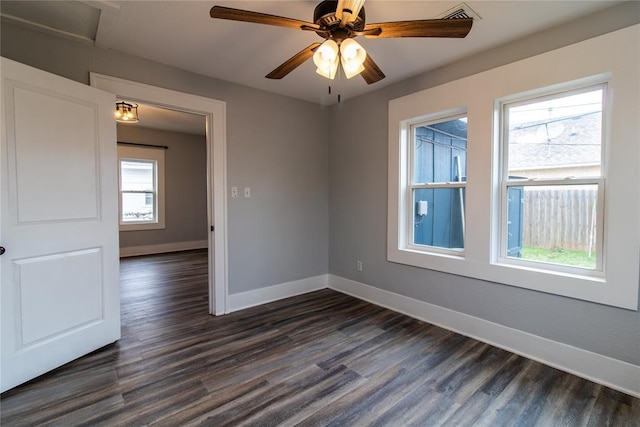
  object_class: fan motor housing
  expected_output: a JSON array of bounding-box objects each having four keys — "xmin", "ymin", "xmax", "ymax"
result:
[{"xmin": 314, "ymin": 0, "xmax": 366, "ymax": 38}]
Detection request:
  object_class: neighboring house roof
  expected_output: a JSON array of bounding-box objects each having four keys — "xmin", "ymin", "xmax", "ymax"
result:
[{"xmin": 509, "ymin": 111, "xmax": 601, "ymax": 170}]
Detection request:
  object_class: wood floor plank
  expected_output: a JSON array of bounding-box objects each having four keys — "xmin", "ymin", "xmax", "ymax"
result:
[
  {"xmin": 533, "ymin": 374, "xmax": 600, "ymax": 426},
  {"xmin": 1, "ymin": 249, "xmax": 639, "ymax": 426}
]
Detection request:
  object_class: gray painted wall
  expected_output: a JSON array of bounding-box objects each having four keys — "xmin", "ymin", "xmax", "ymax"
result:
[
  {"xmin": 116, "ymin": 125, "xmax": 207, "ymax": 249},
  {"xmin": 1, "ymin": 19, "xmax": 330, "ymax": 295},
  {"xmin": 328, "ymin": 1, "xmax": 640, "ymax": 365}
]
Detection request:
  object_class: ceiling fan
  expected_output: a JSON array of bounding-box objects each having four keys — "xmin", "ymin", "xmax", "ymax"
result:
[{"xmin": 210, "ymin": 0, "xmax": 473, "ymax": 84}]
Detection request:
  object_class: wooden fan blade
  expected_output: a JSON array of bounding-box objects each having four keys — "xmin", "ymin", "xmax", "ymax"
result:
[
  {"xmin": 210, "ymin": 6, "xmax": 319, "ymax": 31},
  {"xmin": 266, "ymin": 43, "xmax": 322, "ymax": 79},
  {"xmin": 364, "ymin": 18, "xmax": 473, "ymax": 38},
  {"xmin": 360, "ymin": 53, "xmax": 385, "ymax": 84}
]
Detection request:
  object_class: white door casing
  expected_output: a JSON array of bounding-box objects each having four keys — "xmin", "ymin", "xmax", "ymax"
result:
[
  {"xmin": 1, "ymin": 58, "xmax": 120, "ymax": 392},
  {"xmin": 89, "ymin": 73, "xmax": 228, "ymax": 315}
]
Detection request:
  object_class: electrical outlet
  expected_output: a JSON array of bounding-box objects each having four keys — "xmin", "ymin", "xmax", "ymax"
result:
[
  {"xmin": 356, "ymin": 260, "xmax": 363, "ymax": 272},
  {"xmin": 244, "ymin": 187, "xmax": 251, "ymax": 198},
  {"xmin": 231, "ymin": 186, "xmax": 238, "ymax": 198}
]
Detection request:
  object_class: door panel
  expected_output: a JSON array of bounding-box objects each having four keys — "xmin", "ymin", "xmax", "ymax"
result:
[
  {"xmin": 17, "ymin": 248, "xmax": 103, "ymax": 346},
  {"xmin": 12, "ymin": 86, "xmax": 99, "ymax": 223},
  {"xmin": 1, "ymin": 58, "xmax": 120, "ymax": 392}
]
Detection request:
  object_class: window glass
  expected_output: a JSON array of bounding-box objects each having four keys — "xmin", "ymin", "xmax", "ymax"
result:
[
  {"xmin": 507, "ymin": 89, "xmax": 602, "ymax": 180},
  {"xmin": 506, "ymin": 184, "xmax": 598, "ymax": 269},
  {"xmin": 121, "ymin": 160, "xmax": 154, "ymax": 191},
  {"xmin": 413, "ymin": 188, "xmax": 465, "ymax": 250},
  {"xmin": 120, "ymin": 159, "xmax": 156, "ymax": 223},
  {"xmin": 411, "ymin": 116, "xmax": 467, "ymax": 251},
  {"xmin": 413, "ymin": 117, "xmax": 467, "ymax": 184},
  {"xmin": 502, "ymin": 87, "xmax": 604, "ymax": 270}
]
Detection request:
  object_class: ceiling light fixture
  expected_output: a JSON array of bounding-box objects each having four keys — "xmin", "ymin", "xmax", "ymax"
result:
[
  {"xmin": 115, "ymin": 101, "xmax": 139, "ymax": 123},
  {"xmin": 313, "ymin": 38, "xmax": 366, "ymax": 80},
  {"xmin": 210, "ymin": 1, "xmax": 474, "ymax": 85}
]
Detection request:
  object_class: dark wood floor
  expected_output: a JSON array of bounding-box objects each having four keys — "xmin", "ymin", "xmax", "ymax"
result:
[{"xmin": 2, "ymin": 250, "xmax": 639, "ymax": 426}]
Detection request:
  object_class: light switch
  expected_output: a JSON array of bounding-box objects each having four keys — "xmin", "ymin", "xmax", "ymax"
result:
[
  {"xmin": 231, "ymin": 186, "xmax": 238, "ymax": 198},
  {"xmin": 244, "ymin": 187, "xmax": 251, "ymax": 198}
]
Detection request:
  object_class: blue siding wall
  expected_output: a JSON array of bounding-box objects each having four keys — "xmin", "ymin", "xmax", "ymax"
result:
[{"xmin": 413, "ymin": 120, "xmax": 467, "ymax": 249}]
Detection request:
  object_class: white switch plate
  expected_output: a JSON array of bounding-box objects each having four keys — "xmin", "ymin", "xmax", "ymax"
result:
[
  {"xmin": 356, "ymin": 260, "xmax": 363, "ymax": 272},
  {"xmin": 244, "ymin": 187, "xmax": 251, "ymax": 198},
  {"xmin": 231, "ymin": 186, "xmax": 238, "ymax": 198}
]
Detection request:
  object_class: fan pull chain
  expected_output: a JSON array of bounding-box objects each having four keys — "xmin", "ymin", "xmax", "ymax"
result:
[{"xmin": 337, "ymin": 68, "xmax": 342, "ymax": 103}]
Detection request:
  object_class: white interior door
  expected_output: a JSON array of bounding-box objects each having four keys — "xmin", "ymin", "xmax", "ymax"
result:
[{"xmin": 1, "ymin": 58, "xmax": 120, "ymax": 392}]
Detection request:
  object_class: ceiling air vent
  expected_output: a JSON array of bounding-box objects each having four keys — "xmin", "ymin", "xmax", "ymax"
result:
[
  {"xmin": 443, "ymin": 9, "xmax": 471, "ymax": 19},
  {"xmin": 436, "ymin": 3, "xmax": 482, "ymax": 20}
]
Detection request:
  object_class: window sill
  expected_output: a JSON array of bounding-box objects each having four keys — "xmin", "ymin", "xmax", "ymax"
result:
[
  {"xmin": 388, "ymin": 246, "xmax": 634, "ymax": 310},
  {"xmin": 119, "ymin": 221, "xmax": 165, "ymax": 232}
]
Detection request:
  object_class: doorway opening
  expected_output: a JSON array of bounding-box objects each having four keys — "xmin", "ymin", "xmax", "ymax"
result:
[
  {"xmin": 116, "ymin": 102, "xmax": 209, "ymax": 312},
  {"xmin": 116, "ymin": 102, "xmax": 207, "ymax": 254},
  {"xmin": 90, "ymin": 73, "xmax": 228, "ymax": 315}
]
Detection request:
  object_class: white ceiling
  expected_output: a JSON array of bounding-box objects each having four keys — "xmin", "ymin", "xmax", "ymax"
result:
[
  {"xmin": 104, "ymin": 0, "xmax": 625, "ymax": 105},
  {"xmin": 119, "ymin": 103, "xmax": 207, "ymax": 136},
  {"xmin": 1, "ymin": 0, "xmax": 626, "ymax": 132}
]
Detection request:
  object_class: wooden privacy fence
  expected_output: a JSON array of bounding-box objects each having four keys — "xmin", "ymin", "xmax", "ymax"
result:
[{"xmin": 522, "ymin": 187, "xmax": 597, "ymax": 252}]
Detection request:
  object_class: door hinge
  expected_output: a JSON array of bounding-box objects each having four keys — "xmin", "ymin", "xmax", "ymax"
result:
[{"xmin": 210, "ymin": 225, "xmax": 215, "ymax": 232}]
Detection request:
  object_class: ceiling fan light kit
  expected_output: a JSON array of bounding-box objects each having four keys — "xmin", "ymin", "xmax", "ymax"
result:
[{"xmin": 210, "ymin": 0, "xmax": 473, "ymax": 85}]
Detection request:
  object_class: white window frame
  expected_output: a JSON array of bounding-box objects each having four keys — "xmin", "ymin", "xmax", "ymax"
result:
[
  {"xmin": 117, "ymin": 145, "xmax": 165, "ymax": 231},
  {"xmin": 388, "ymin": 25, "xmax": 639, "ymax": 310},
  {"xmin": 406, "ymin": 110, "xmax": 467, "ymax": 257},
  {"xmin": 496, "ymin": 83, "xmax": 607, "ymax": 277}
]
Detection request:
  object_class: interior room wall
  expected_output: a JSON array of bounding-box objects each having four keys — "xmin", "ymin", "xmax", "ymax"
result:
[
  {"xmin": 0, "ymin": 20, "xmax": 330, "ymax": 296},
  {"xmin": 328, "ymin": 1, "xmax": 640, "ymax": 365},
  {"xmin": 116, "ymin": 125, "xmax": 207, "ymax": 251}
]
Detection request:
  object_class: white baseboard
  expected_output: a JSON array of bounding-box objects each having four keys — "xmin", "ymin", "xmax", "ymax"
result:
[
  {"xmin": 328, "ymin": 274, "xmax": 640, "ymax": 398},
  {"xmin": 227, "ymin": 275, "xmax": 328, "ymax": 313},
  {"xmin": 119, "ymin": 240, "xmax": 208, "ymax": 258}
]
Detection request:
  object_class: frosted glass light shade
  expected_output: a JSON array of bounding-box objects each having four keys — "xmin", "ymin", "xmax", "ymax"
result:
[
  {"xmin": 340, "ymin": 39, "xmax": 366, "ymax": 79},
  {"xmin": 313, "ymin": 40, "xmax": 339, "ymax": 80}
]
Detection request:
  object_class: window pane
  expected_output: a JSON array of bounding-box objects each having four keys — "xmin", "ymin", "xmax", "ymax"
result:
[
  {"xmin": 507, "ymin": 89, "xmax": 602, "ymax": 179},
  {"xmin": 121, "ymin": 160, "xmax": 154, "ymax": 191},
  {"xmin": 120, "ymin": 159, "xmax": 157, "ymax": 223},
  {"xmin": 413, "ymin": 117, "xmax": 467, "ymax": 184},
  {"xmin": 506, "ymin": 184, "xmax": 597, "ymax": 269},
  {"xmin": 413, "ymin": 187, "xmax": 465, "ymax": 250},
  {"xmin": 122, "ymin": 192, "xmax": 155, "ymax": 222}
]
